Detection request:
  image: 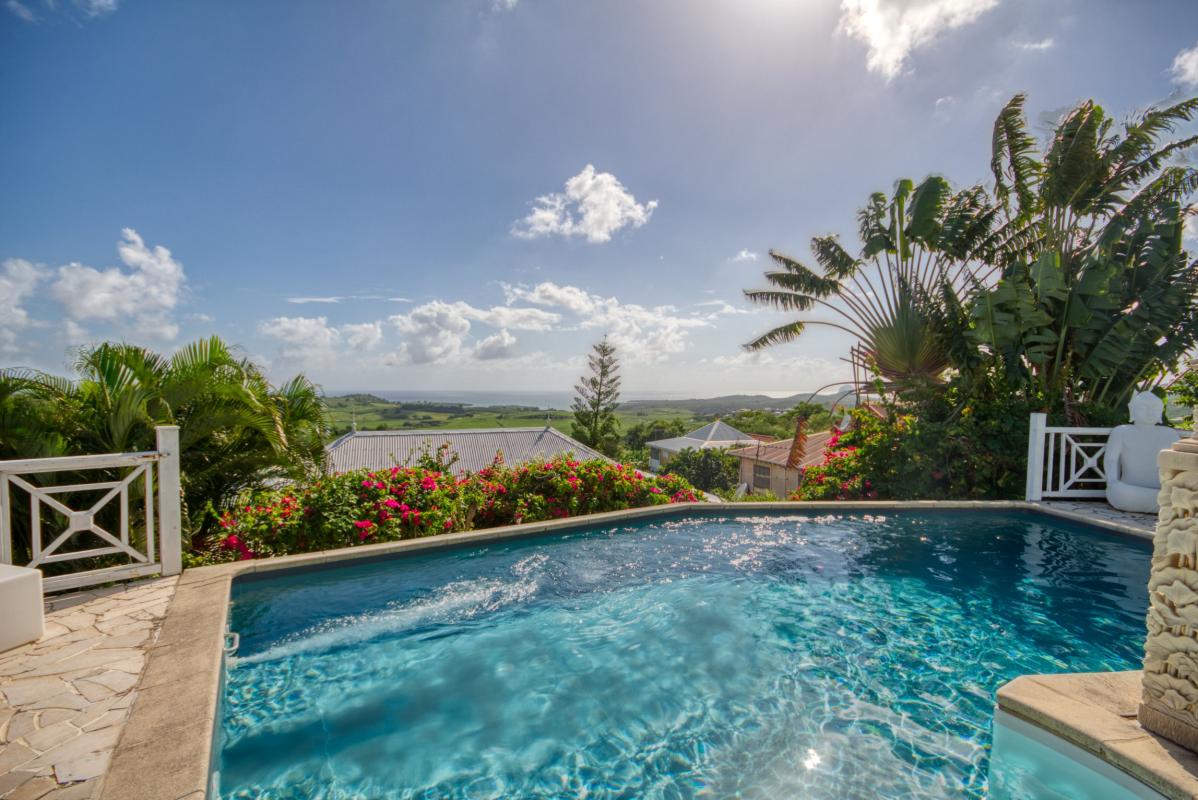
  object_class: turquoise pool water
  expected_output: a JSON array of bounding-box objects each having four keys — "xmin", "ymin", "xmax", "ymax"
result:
[{"xmin": 216, "ymin": 510, "xmax": 1150, "ymax": 799}]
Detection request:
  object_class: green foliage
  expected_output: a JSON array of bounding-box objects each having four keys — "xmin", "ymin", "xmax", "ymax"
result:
[
  {"xmin": 794, "ymin": 371, "xmax": 1039, "ymax": 501},
  {"xmin": 973, "ymin": 94, "xmax": 1198, "ymax": 413},
  {"xmin": 660, "ymin": 447, "xmax": 739, "ymax": 492},
  {"xmin": 0, "ymin": 337, "xmax": 328, "ymax": 543},
  {"xmin": 571, "ymin": 337, "xmax": 622, "ymax": 456},
  {"xmin": 715, "ymin": 487, "xmax": 779, "ymax": 502},
  {"xmin": 720, "ymin": 402, "xmax": 835, "ymax": 440},
  {"xmin": 623, "ymin": 418, "xmax": 690, "ymax": 448},
  {"xmin": 203, "ymin": 457, "xmax": 699, "ymax": 563},
  {"xmin": 743, "ymin": 175, "xmax": 999, "ymax": 385}
]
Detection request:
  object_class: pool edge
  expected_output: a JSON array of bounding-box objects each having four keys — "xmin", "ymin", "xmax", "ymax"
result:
[
  {"xmin": 997, "ymin": 671, "xmax": 1198, "ymax": 800},
  {"xmin": 98, "ymin": 499, "xmax": 1153, "ymax": 800}
]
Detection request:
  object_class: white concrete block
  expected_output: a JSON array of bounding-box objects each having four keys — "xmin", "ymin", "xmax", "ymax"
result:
[{"xmin": 0, "ymin": 564, "xmax": 45, "ymax": 653}]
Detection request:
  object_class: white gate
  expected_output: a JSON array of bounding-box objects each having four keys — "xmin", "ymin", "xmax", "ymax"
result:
[
  {"xmin": 0, "ymin": 426, "xmax": 182, "ymax": 592},
  {"xmin": 1025, "ymin": 413, "xmax": 1113, "ymax": 501}
]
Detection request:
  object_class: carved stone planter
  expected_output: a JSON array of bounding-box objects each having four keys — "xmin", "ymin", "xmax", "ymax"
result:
[{"xmin": 1141, "ymin": 444, "xmax": 1198, "ymax": 751}]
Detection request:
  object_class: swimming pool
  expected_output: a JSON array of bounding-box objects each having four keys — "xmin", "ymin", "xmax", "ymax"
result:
[{"xmin": 215, "ymin": 509, "xmax": 1150, "ymax": 798}]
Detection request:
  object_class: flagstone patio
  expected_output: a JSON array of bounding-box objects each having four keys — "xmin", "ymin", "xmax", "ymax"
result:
[{"xmin": 0, "ymin": 577, "xmax": 177, "ymax": 800}]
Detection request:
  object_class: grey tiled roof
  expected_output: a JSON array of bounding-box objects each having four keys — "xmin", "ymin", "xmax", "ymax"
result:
[
  {"xmin": 325, "ymin": 427, "xmax": 609, "ymax": 475},
  {"xmin": 646, "ymin": 420, "xmax": 758, "ymax": 453}
]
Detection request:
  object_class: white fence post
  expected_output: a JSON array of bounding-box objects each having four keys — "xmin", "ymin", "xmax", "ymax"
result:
[
  {"xmin": 1025, "ymin": 413, "xmax": 1047, "ymax": 501},
  {"xmin": 156, "ymin": 426, "xmax": 183, "ymax": 576}
]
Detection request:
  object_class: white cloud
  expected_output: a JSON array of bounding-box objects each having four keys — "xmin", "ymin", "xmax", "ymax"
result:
[
  {"xmin": 389, "ymin": 301, "xmax": 474, "ymax": 365},
  {"xmin": 78, "ymin": 0, "xmax": 118, "ymax": 17},
  {"xmin": 838, "ymin": 0, "xmax": 999, "ymax": 80},
  {"xmin": 50, "ymin": 229, "xmax": 186, "ymax": 341},
  {"xmin": 934, "ymin": 95, "xmax": 956, "ymax": 109},
  {"xmin": 341, "ymin": 321, "xmax": 383, "ymax": 349},
  {"xmin": 64, "ymin": 320, "xmax": 89, "ymax": 344},
  {"xmin": 1185, "ymin": 215, "xmax": 1198, "ymax": 246},
  {"xmin": 287, "ymin": 294, "xmax": 412, "ymax": 304},
  {"xmin": 1173, "ymin": 42, "xmax": 1198, "ymax": 89},
  {"xmin": 5, "ymin": 0, "xmax": 35, "ymax": 22},
  {"xmin": 1016, "ymin": 37, "xmax": 1054, "ymax": 51},
  {"xmin": 695, "ymin": 300, "xmax": 751, "ymax": 317},
  {"xmin": 0, "ymin": 258, "xmax": 44, "ymax": 353},
  {"xmin": 701, "ymin": 351, "xmax": 850, "ymax": 392},
  {"xmin": 492, "ymin": 0, "xmax": 518, "ymax": 10},
  {"xmin": 730, "ymin": 249, "xmax": 758, "ymax": 262},
  {"xmin": 502, "ymin": 281, "xmax": 709, "ymax": 363},
  {"xmin": 512, "ymin": 165, "xmax": 658, "ymax": 243},
  {"xmin": 259, "ymin": 316, "xmax": 384, "ymax": 367},
  {"xmin": 474, "ymin": 329, "xmax": 518, "ymax": 360}
]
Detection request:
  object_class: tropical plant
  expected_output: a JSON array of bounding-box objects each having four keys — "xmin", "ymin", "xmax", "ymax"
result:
[
  {"xmin": 203, "ymin": 457, "xmax": 699, "ymax": 564},
  {"xmin": 972, "ymin": 94, "xmax": 1198, "ymax": 414},
  {"xmin": 660, "ymin": 447, "xmax": 739, "ymax": 492},
  {"xmin": 0, "ymin": 336, "xmax": 328, "ymax": 542},
  {"xmin": 743, "ymin": 175, "xmax": 1000, "ymax": 385},
  {"xmin": 571, "ymin": 336, "xmax": 622, "ymax": 455}
]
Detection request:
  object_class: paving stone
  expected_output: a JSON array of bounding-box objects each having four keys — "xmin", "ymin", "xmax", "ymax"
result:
[
  {"xmin": 36, "ymin": 709, "xmax": 77, "ymax": 728},
  {"xmin": 0, "ymin": 678, "xmax": 70, "ymax": 707},
  {"xmin": 27, "ymin": 693, "xmax": 89, "ymax": 713},
  {"xmin": 26, "ymin": 727, "xmax": 120, "ymax": 771},
  {"xmin": 22, "ymin": 649, "xmax": 145, "ymax": 679},
  {"xmin": 79, "ymin": 709, "xmax": 126, "ymax": 733},
  {"xmin": 24, "ymin": 721, "xmax": 81, "ymax": 753},
  {"xmin": 92, "ymin": 632, "xmax": 150, "ymax": 651},
  {"xmin": 0, "ymin": 705, "xmax": 14, "ymax": 742},
  {"xmin": 4, "ymin": 774, "xmax": 58, "ymax": 800},
  {"xmin": 40, "ymin": 782, "xmax": 95, "ymax": 800},
  {"xmin": 69, "ymin": 697, "xmax": 122, "ymax": 731},
  {"xmin": 0, "ymin": 741, "xmax": 38, "ymax": 771},
  {"xmin": 6, "ymin": 710, "xmax": 39, "ymax": 742},
  {"xmin": 0, "ymin": 768, "xmax": 42, "ymax": 797},
  {"xmin": 70, "ymin": 681, "xmax": 113, "ymax": 705},
  {"xmin": 0, "ymin": 576, "xmax": 177, "ymax": 800},
  {"xmin": 53, "ymin": 748, "xmax": 110, "ymax": 783},
  {"xmin": 81, "ymin": 671, "xmax": 137, "ymax": 695}
]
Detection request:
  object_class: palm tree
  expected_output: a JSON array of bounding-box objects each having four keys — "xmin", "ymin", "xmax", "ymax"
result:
[
  {"xmin": 1, "ymin": 336, "xmax": 329, "ymax": 541},
  {"xmin": 973, "ymin": 94, "xmax": 1198, "ymax": 413},
  {"xmin": 742, "ymin": 176, "xmax": 999, "ymax": 386}
]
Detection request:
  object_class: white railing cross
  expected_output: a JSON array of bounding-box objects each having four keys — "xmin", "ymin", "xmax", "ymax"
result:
[
  {"xmin": 0, "ymin": 426, "xmax": 182, "ymax": 593},
  {"xmin": 1025, "ymin": 413, "xmax": 1114, "ymax": 501}
]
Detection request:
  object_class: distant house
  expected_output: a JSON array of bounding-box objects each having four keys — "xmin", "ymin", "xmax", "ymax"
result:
[
  {"xmin": 646, "ymin": 421, "xmax": 758, "ymax": 471},
  {"xmin": 325, "ymin": 426, "xmax": 609, "ymax": 475},
  {"xmin": 728, "ymin": 431, "xmax": 834, "ymax": 497}
]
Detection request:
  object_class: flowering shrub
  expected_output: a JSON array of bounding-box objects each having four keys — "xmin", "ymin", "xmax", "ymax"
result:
[
  {"xmin": 791, "ymin": 370, "xmax": 1038, "ymax": 502},
  {"xmin": 200, "ymin": 457, "xmax": 699, "ymax": 564},
  {"xmin": 789, "ymin": 425, "xmax": 877, "ymax": 501}
]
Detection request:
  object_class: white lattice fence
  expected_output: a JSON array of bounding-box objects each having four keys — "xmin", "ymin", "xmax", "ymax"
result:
[
  {"xmin": 1024, "ymin": 413, "xmax": 1114, "ymax": 500},
  {"xmin": 0, "ymin": 426, "xmax": 182, "ymax": 592}
]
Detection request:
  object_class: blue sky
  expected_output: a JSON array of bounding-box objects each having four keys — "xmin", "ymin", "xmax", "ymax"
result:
[{"xmin": 2, "ymin": 0, "xmax": 1197, "ymax": 397}]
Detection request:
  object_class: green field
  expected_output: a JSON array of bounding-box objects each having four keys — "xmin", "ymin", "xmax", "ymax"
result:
[{"xmin": 324, "ymin": 394, "xmax": 702, "ymax": 439}]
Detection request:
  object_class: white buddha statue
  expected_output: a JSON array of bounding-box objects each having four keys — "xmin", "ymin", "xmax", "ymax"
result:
[{"xmin": 1104, "ymin": 391, "xmax": 1184, "ymax": 514}]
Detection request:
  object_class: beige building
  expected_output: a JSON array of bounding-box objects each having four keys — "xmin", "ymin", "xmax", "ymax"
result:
[{"xmin": 729, "ymin": 431, "xmax": 834, "ymax": 497}]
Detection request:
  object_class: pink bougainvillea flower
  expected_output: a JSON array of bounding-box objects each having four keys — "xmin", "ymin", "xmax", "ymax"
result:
[
  {"xmin": 384, "ymin": 498, "xmax": 401, "ymax": 509},
  {"xmin": 421, "ymin": 476, "xmax": 438, "ymax": 490},
  {"xmin": 354, "ymin": 520, "xmax": 374, "ymax": 530}
]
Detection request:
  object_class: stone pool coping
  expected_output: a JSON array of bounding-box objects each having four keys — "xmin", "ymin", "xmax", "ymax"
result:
[
  {"xmin": 97, "ymin": 499, "xmax": 1153, "ymax": 800},
  {"xmin": 997, "ymin": 671, "xmax": 1198, "ymax": 800}
]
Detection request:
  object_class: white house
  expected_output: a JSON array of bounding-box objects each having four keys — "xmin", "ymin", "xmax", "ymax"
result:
[{"xmin": 646, "ymin": 421, "xmax": 760, "ymax": 471}]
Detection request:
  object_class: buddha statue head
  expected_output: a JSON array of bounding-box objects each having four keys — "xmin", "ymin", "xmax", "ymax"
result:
[{"xmin": 1128, "ymin": 390, "xmax": 1164, "ymax": 427}]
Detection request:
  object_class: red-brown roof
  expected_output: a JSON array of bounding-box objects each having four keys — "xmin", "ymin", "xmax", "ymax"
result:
[{"xmin": 728, "ymin": 430, "xmax": 834, "ymax": 470}]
